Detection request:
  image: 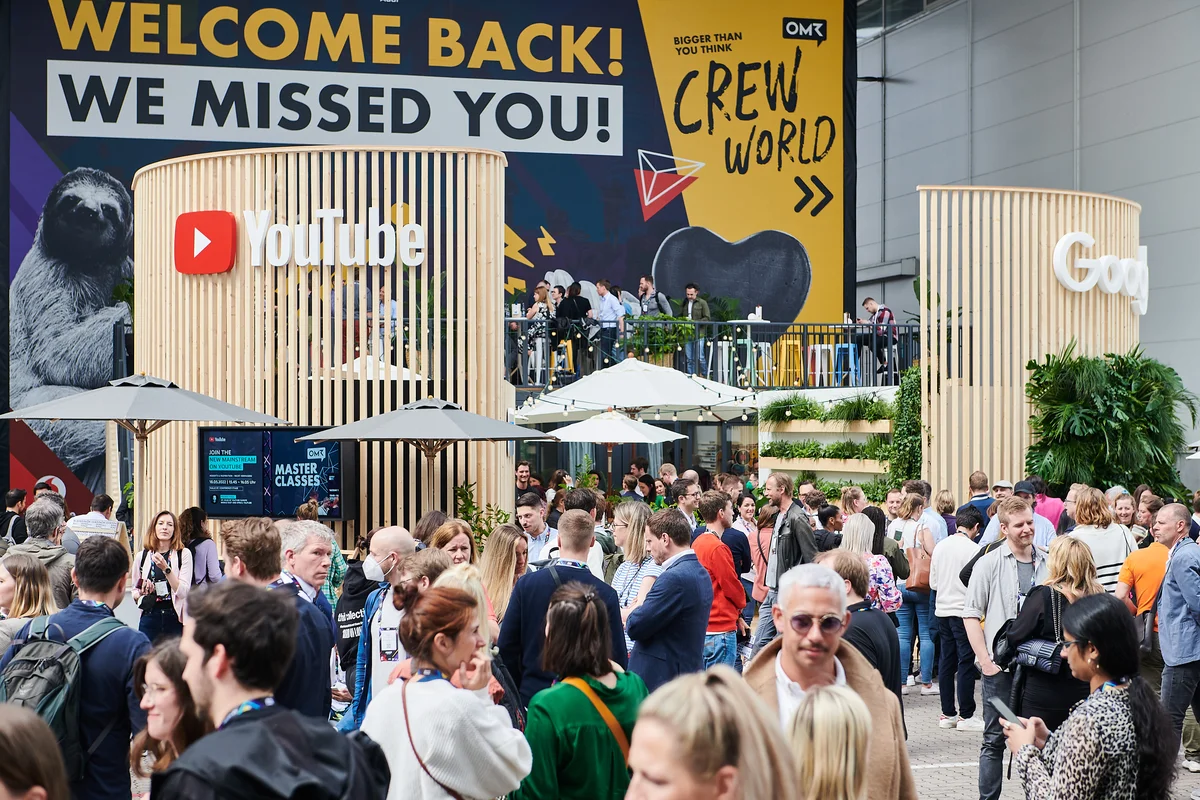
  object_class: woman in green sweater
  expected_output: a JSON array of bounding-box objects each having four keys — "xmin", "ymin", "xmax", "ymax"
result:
[{"xmin": 513, "ymin": 581, "xmax": 649, "ymax": 800}]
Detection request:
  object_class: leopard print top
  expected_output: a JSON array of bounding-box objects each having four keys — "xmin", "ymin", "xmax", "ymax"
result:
[{"xmin": 1015, "ymin": 687, "xmax": 1138, "ymax": 799}]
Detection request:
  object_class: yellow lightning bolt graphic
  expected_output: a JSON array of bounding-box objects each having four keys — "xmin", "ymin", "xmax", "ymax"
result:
[
  {"xmin": 537, "ymin": 226, "xmax": 556, "ymax": 256},
  {"xmin": 505, "ymin": 276, "xmax": 527, "ymax": 295},
  {"xmin": 504, "ymin": 225, "xmax": 534, "ymax": 268}
]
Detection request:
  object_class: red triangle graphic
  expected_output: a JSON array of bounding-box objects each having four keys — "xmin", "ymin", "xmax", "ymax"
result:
[{"xmin": 635, "ymin": 170, "xmax": 698, "ymax": 221}]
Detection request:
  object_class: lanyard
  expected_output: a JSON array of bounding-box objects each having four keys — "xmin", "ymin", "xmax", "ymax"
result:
[
  {"xmin": 415, "ymin": 668, "xmax": 446, "ymax": 683},
  {"xmin": 79, "ymin": 600, "xmax": 111, "ymax": 612},
  {"xmin": 220, "ymin": 697, "xmax": 274, "ymax": 728},
  {"xmin": 557, "ymin": 559, "xmax": 588, "ymax": 570}
]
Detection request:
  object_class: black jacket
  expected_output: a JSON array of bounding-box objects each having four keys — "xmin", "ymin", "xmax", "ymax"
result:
[
  {"xmin": 151, "ymin": 705, "xmax": 389, "ymax": 800},
  {"xmin": 334, "ymin": 561, "xmax": 375, "ymax": 682},
  {"xmin": 0, "ymin": 510, "xmax": 27, "ymax": 545},
  {"xmin": 770, "ymin": 501, "xmax": 818, "ymax": 588}
]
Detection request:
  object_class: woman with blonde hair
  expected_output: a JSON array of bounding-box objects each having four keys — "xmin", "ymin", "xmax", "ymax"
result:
[
  {"xmin": 479, "ymin": 523, "xmax": 529, "ymax": 623},
  {"xmin": 627, "ymin": 666, "xmax": 797, "ymax": 800},
  {"xmin": 790, "ymin": 685, "xmax": 871, "ymax": 800},
  {"xmin": 429, "ymin": 518, "xmax": 478, "ymax": 565},
  {"xmin": 609, "ymin": 500, "xmax": 662, "ymax": 657},
  {"xmin": 1005, "ymin": 535, "xmax": 1103, "ymax": 731},
  {"xmin": 0, "ymin": 553, "xmax": 57, "ymax": 652},
  {"xmin": 838, "ymin": 514, "xmax": 900, "ymax": 613},
  {"xmin": 1067, "ymin": 486, "xmax": 1137, "ymax": 592},
  {"xmin": 839, "ymin": 486, "xmax": 869, "ymax": 515},
  {"xmin": 934, "ymin": 490, "xmax": 957, "ymax": 536}
]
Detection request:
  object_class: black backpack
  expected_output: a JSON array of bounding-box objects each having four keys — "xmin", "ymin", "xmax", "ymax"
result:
[{"xmin": 0, "ymin": 616, "xmax": 126, "ymax": 780}]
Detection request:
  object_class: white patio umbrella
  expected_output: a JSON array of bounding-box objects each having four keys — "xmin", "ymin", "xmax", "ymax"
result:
[
  {"xmin": 515, "ymin": 358, "xmax": 756, "ymax": 423},
  {"xmin": 297, "ymin": 398, "xmax": 556, "ymax": 514},
  {"xmin": 0, "ymin": 374, "xmax": 286, "ymax": 538},
  {"xmin": 551, "ymin": 410, "xmax": 686, "ymax": 490}
]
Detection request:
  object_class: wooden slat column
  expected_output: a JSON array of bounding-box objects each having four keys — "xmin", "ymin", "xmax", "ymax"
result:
[
  {"xmin": 131, "ymin": 146, "xmax": 510, "ymax": 548},
  {"xmin": 916, "ymin": 186, "xmax": 1142, "ymax": 503}
]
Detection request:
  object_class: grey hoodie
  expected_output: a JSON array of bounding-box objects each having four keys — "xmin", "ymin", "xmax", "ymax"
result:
[{"xmin": 7, "ymin": 537, "xmax": 76, "ymax": 610}]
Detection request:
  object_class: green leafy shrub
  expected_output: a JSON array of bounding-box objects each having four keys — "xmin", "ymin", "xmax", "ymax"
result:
[
  {"xmin": 822, "ymin": 440, "xmax": 863, "ymax": 460},
  {"xmin": 453, "ymin": 482, "xmax": 511, "ymax": 549},
  {"xmin": 760, "ymin": 438, "xmax": 892, "ymax": 463},
  {"xmin": 759, "ymin": 395, "xmax": 826, "ymax": 424},
  {"xmin": 891, "ymin": 366, "xmax": 922, "ymax": 483},
  {"xmin": 825, "ymin": 396, "xmax": 894, "ymax": 423},
  {"xmin": 761, "ymin": 439, "xmax": 823, "ymax": 459},
  {"xmin": 1025, "ymin": 343, "xmax": 1197, "ymax": 497},
  {"xmin": 860, "ymin": 434, "xmax": 895, "ymax": 463}
]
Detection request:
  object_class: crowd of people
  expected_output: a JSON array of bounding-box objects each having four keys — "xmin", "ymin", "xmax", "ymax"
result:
[{"xmin": 0, "ymin": 462, "xmax": 1196, "ymax": 800}]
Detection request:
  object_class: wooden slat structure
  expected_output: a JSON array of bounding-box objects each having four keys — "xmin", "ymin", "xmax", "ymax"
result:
[
  {"xmin": 131, "ymin": 146, "xmax": 509, "ymax": 547},
  {"xmin": 917, "ymin": 186, "xmax": 1141, "ymax": 503}
]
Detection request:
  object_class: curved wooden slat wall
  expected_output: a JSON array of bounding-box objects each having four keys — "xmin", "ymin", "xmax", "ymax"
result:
[
  {"xmin": 131, "ymin": 146, "xmax": 509, "ymax": 547},
  {"xmin": 917, "ymin": 186, "xmax": 1141, "ymax": 503}
]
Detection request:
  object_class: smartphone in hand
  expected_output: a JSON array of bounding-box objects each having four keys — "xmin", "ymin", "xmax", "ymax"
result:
[{"xmin": 990, "ymin": 697, "xmax": 1026, "ymax": 729}]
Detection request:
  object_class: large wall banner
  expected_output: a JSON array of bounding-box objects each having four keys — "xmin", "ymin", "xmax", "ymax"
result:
[{"xmin": 0, "ymin": 0, "xmax": 855, "ymax": 508}]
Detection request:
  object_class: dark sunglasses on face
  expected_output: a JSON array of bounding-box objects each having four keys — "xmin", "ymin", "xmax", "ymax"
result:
[{"xmin": 790, "ymin": 613, "xmax": 845, "ymax": 635}]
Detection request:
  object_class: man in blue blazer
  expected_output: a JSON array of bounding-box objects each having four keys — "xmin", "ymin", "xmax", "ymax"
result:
[
  {"xmin": 498, "ymin": 509, "xmax": 627, "ymax": 706},
  {"xmin": 628, "ymin": 509, "xmax": 715, "ymax": 692}
]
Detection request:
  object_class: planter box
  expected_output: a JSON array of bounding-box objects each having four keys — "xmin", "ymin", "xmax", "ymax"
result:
[
  {"xmin": 761, "ymin": 419, "xmax": 893, "ymax": 435},
  {"xmin": 758, "ymin": 457, "xmax": 890, "ymax": 475}
]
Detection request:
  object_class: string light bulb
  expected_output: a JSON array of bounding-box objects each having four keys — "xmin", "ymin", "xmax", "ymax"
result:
[
  {"xmin": 671, "ymin": 413, "xmax": 678, "ymax": 422},
  {"xmin": 742, "ymin": 413, "xmax": 749, "ymax": 421},
  {"xmin": 655, "ymin": 411, "xmax": 661, "ymax": 420},
  {"xmin": 697, "ymin": 411, "xmax": 704, "ymax": 421}
]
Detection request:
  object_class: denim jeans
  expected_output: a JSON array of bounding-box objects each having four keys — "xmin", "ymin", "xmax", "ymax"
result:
[
  {"xmin": 1141, "ymin": 632, "xmax": 1200, "ymax": 757},
  {"xmin": 1162, "ymin": 659, "xmax": 1200, "ymax": 756},
  {"xmin": 739, "ymin": 579, "xmax": 756, "ymax": 628},
  {"xmin": 138, "ymin": 604, "xmax": 183, "ymax": 643},
  {"xmin": 980, "ymin": 670, "xmax": 1014, "ymax": 800},
  {"xmin": 752, "ymin": 589, "xmax": 778, "ymax": 656},
  {"xmin": 897, "ymin": 587, "xmax": 935, "ymax": 685},
  {"xmin": 703, "ymin": 631, "xmax": 737, "ymax": 670},
  {"xmin": 599, "ymin": 327, "xmax": 619, "ymax": 368},
  {"xmin": 937, "ymin": 615, "xmax": 977, "ymax": 718},
  {"xmin": 684, "ymin": 339, "xmax": 707, "ymax": 376}
]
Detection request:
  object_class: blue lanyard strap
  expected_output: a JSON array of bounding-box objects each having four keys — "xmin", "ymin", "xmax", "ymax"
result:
[
  {"xmin": 78, "ymin": 600, "xmax": 111, "ymax": 612},
  {"xmin": 415, "ymin": 668, "xmax": 446, "ymax": 683},
  {"xmin": 557, "ymin": 559, "xmax": 588, "ymax": 570},
  {"xmin": 220, "ymin": 697, "xmax": 274, "ymax": 728}
]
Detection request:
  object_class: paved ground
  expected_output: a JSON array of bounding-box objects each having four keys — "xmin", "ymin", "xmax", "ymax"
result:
[{"xmin": 904, "ymin": 683, "xmax": 1200, "ymax": 799}]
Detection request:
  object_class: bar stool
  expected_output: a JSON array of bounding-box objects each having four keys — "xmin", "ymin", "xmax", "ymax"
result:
[
  {"xmin": 834, "ymin": 343, "xmax": 861, "ymax": 386},
  {"xmin": 775, "ymin": 339, "xmax": 804, "ymax": 386},
  {"xmin": 754, "ymin": 342, "xmax": 774, "ymax": 387},
  {"xmin": 807, "ymin": 344, "xmax": 834, "ymax": 387}
]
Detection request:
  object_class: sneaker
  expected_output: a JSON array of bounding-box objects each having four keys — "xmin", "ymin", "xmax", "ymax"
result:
[
  {"xmin": 1184, "ymin": 758, "xmax": 1200, "ymax": 774},
  {"xmin": 906, "ymin": 675, "xmax": 916, "ymax": 686},
  {"xmin": 957, "ymin": 716, "xmax": 985, "ymax": 732},
  {"xmin": 938, "ymin": 714, "xmax": 960, "ymax": 729},
  {"xmin": 920, "ymin": 683, "xmax": 939, "ymax": 695}
]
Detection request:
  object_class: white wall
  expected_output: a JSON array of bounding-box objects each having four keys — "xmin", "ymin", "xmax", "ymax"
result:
[{"xmin": 857, "ymin": 0, "xmax": 1200, "ymax": 486}]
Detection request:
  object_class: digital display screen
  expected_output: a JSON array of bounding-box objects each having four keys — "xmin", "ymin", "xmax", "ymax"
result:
[{"xmin": 199, "ymin": 427, "xmax": 354, "ymax": 519}]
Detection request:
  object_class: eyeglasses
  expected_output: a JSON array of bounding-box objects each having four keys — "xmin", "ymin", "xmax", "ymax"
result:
[
  {"xmin": 1061, "ymin": 639, "xmax": 1087, "ymax": 651},
  {"xmin": 789, "ymin": 613, "xmax": 845, "ymax": 636},
  {"xmin": 141, "ymin": 683, "xmax": 173, "ymax": 700}
]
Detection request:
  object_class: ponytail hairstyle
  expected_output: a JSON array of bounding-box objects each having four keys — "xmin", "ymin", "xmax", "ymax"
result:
[
  {"xmin": 397, "ymin": 586, "xmax": 478, "ymax": 663},
  {"xmin": 636, "ymin": 667, "xmax": 798, "ymax": 800},
  {"xmin": 790, "ymin": 685, "xmax": 871, "ymax": 800},
  {"xmin": 295, "ymin": 499, "xmax": 320, "ymax": 521},
  {"xmin": 1062, "ymin": 593, "xmax": 1175, "ymax": 800},
  {"xmin": 541, "ymin": 581, "xmax": 613, "ymax": 678}
]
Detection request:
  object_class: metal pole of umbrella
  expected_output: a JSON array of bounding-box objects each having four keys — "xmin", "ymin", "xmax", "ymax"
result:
[
  {"xmin": 413, "ymin": 440, "xmax": 452, "ymax": 520},
  {"xmin": 606, "ymin": 442, "xmax": 614, "ymax": 495},
  {"xmin": 114, "ymin": 420, "xmax": 170, "ymax": 550}
]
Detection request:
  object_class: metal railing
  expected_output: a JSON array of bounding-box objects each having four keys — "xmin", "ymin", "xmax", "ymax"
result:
[{"xmin": 505, "ymin": 318, "xmax": 918, "ymax": 390}]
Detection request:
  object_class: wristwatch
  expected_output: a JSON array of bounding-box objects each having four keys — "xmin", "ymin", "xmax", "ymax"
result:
[{"xmin": 164, "ymin": 566, "xmax": 172, "ymax": 575}]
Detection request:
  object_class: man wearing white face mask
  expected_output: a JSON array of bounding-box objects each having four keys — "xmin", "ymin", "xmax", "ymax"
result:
[{"xmin": 341, "ymin": 526, "xmax": 416, "ymax": 731}]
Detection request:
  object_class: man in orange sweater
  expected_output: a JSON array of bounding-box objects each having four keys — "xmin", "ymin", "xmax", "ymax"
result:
[{"xmin": 696, "ymin": 491, "xmax": 749, "ymax": 670}]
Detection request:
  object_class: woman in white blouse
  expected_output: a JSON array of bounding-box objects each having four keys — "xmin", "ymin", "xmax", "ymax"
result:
[{"xmin": 609, "ymin": 501, "xmax": 662, "ymax": 658}]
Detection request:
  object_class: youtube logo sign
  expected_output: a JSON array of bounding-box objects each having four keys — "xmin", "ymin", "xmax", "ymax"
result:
[{"xmin": 174, "ymin": 211, "xmax": 236, "ymax": 274}]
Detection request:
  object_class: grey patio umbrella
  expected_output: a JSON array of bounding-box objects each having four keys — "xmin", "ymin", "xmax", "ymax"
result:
[
  {"xmin": 0, "ymin": 374, "xmax": 286, "ymax": 536},
  {"xmin": 298, "ymin": 398, "xmax": 556, "ymax": 515}
]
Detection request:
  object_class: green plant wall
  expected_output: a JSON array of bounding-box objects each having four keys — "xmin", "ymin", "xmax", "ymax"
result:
[{"xmin": 890, "ymin": 366, "xmax": 922, "ymax": 483}]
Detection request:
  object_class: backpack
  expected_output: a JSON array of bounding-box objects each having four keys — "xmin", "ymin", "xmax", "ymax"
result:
[{"xmin": 0, "ymin": 615, "xmax": 127, "ymax": 781}]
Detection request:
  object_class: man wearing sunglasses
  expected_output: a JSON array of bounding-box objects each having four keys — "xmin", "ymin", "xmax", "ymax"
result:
[{"xmin": 743, "ymin": 562, "xmax": 917, "ymax": 800}]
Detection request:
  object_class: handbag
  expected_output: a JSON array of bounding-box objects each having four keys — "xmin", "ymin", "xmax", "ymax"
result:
[
  {"xmin": 562, "ymin": 677, "xmax": 630, "ymax": 762},
  {"xmin": 1013, "ymin": 589, "xmax": 1065, "ymax": 674},
  {"xmin": 904, "ymin": 528, "xmax": 932, "ymax": 592},
  {"xmin": 401, "ymin": 679, "xmax": 466, "ymax": 800},
  {"xmin": 1139, "ymin": 583, "xmax": 1161, "ymax": 654}
]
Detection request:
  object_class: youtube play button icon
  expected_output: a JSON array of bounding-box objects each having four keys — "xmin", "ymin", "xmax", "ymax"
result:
[{"xmin": 174, "ymin": 211, "xmax": 236, "ymax": 274}]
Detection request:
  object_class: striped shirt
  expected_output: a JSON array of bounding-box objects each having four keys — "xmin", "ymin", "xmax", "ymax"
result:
[{"xmin": 611, "ymin": 556, "xmax": 663, "ymax": 654}]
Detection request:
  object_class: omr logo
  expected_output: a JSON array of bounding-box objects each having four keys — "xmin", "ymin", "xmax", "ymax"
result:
[{"xmin": 175, "ymin": 211, "xmax": 236, "ymax": 274}]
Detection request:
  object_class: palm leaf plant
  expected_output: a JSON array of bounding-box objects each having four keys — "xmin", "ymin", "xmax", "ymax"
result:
[{"xmin": 1025, "ymin": 342, "xmax": 1197, "ymax": 497}]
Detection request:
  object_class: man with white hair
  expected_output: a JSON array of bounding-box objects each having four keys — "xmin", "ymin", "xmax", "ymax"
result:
[
  {"xmin": 744, "ymin": 563, "xmax": 916, "ymax": 800},
  {"xmin": 281, "ymin": 519, "xmax": 336, "ymax": 620}
]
